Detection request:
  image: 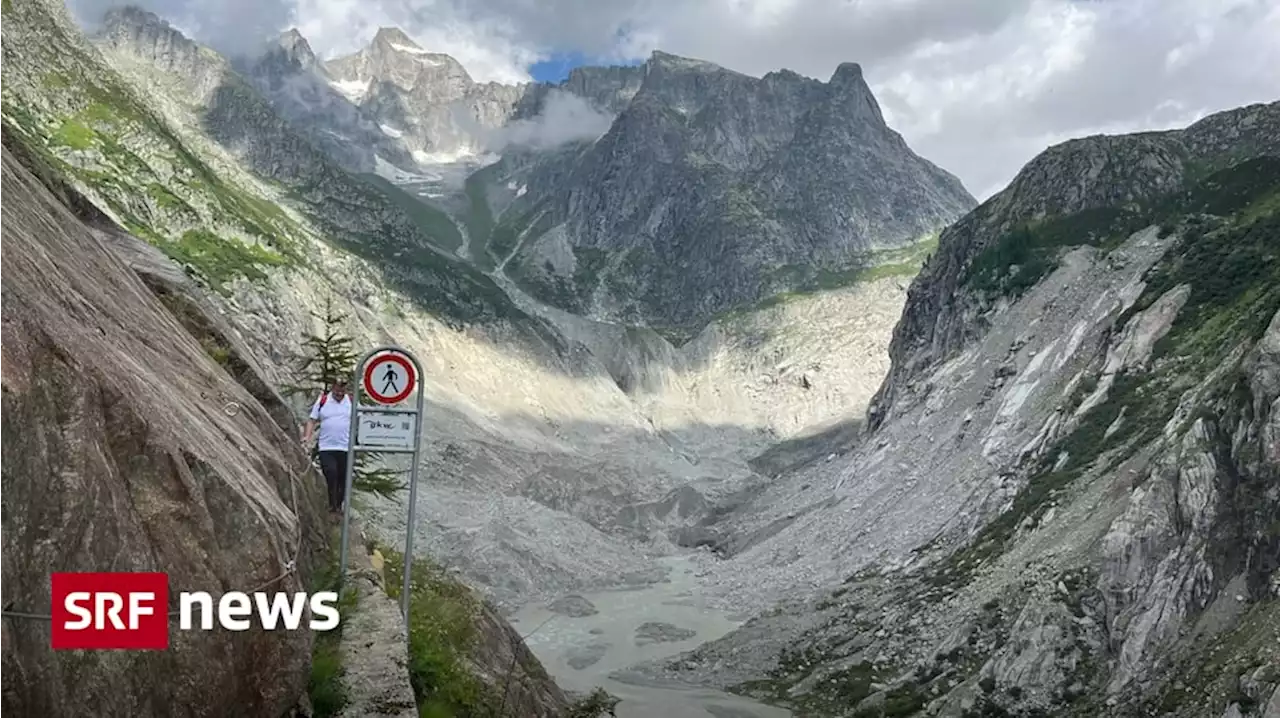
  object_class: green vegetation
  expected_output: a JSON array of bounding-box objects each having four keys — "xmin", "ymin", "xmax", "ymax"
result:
[
  {"xmin": 379, "ymin": 546, "xmax": 491, "ymax": 717},
  {"xmin": 50, "ymin": 118, "xmax": 96, "ymax": 150},
  {"xmin": 964, "ymin": 155, "xmax": 1280, "ymax": 302},
  {"xmin": 308, "ymin": 528, "xmax": 360, "ymax": 718},
  {"xmin": 572, "ymin": 247, "xmax": 610, "ymax": 301},
  {"xmin": 160, "ymin": 229, "xmax": 289, "ymax": 294},
  {"xmin": 715, "ymin": 235, "xmax": 939, "ymax": 324},
  {"xmin": 964, "ymin": 207, "xmax": 1144, "ymax": 299},
  {"xmin": 1147, "ymin": 599, "xmax": 1279, "ymax": 717},
  {"xmin": 146, "ymin": 183, "xmax": 198, "ymax": 218},
  {"xmin": 488, "ymin": 202, "xmax": 554, "ymax": 265},
  {"xmin": 359, "ymin": 173, "xmax": 464, "ymax": 253},
  {"xmin": 3, "ymin": 45, "xmax": 305, "ymax": 293},
  {"xmin": 463, "ymin": 167, "xmax": 498, "ymax": 269},
  {"xmin": 284, "ymin": 298, "xmax": 406, "ymax": 499},
  {"xmin": 567, "ymin": 688, "xmax": 622, "ymax": 718},
  {"xmin": 935, "ymin": 157, "xmax": 1280, "ymax": 591}
]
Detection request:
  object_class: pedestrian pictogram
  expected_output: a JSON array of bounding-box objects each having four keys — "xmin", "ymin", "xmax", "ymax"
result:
[{"xmin": 362, "ymin": 352, "xmax": 415, "ymax": 405}]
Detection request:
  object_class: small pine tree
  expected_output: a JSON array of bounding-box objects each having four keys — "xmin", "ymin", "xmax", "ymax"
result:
[{"xmin": 285, "ymin": 296, "xmax": 407, "ymax": 500}]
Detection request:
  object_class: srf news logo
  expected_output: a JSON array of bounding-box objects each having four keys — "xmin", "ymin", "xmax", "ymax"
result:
[{"xmin": 51, "ymin": 572, "xmax": 340, "ymax": 650}]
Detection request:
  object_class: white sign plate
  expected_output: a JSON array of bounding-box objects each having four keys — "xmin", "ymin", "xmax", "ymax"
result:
[{"xmin": 357, "ymin": 411, "xmax": 416, "ymax": 449}]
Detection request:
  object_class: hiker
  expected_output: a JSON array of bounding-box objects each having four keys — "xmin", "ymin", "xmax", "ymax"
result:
[{"xmin": 301, "ymin": 378, "xmax": 352, "ymax": 514}]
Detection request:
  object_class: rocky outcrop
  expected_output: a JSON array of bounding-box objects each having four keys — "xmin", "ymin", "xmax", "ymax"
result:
[
  {"xmin": 242, "ymin": 28, "xmax": 419, "ymax": 173},
  {"xmin": 643, "ymin": 110, "xmax": 1280, "ymax": 718},
  {"xmin": 0, "ymin": 132, "xmax": 329, "ymax": 716},
  {"xmin": 320, "ymin": 27, "xmax": 526, "ymax": 159},
  {"xmin": 498, "ymin": 51, "xmax": 976, "ymax": 329},
  {"xmin": 869, "ymin": 101, "xmax": 1280, "ymax": 431}
]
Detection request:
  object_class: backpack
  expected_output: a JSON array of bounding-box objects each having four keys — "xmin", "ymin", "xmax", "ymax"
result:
[{"xmin": 316, "ymin": 391, "xmax": 347, "ymax": 410}]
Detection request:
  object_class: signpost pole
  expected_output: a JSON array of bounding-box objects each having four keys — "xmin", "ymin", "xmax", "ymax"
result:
[
  {"xmin": 335, "ymin": 345, "xmax": 424, "ymax": 632},
  {"xmin": 337, "ymin": 344, "xmax": 423, "ymax": 603},
  {"xmin": 337, "ymin": 347, "xmax": 377, "ymax": 589},
  {"xmin": 398, "ymin": 352, "xmax": 426, "ymax": 621}
]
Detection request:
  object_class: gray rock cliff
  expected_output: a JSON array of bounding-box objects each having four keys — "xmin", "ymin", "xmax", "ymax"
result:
[{"xmin": 0, "ymin": 128, "xmax": 330, "ymax": 718}]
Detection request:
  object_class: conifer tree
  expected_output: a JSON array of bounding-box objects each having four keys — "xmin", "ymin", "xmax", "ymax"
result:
[{"xmin": 285, "ymin": 296, "xmax": 406, "ymax": 499}]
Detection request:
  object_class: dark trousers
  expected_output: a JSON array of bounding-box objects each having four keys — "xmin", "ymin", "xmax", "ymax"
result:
[{"xmin": 318, "ymin": 450, "xmax": 349, "ymax": 511}]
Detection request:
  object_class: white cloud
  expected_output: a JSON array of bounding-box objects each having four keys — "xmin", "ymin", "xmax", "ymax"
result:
[
  {"xmin": 486, "ymin": 90, "xmax": 615, "ymax": 151},
  {"xmin": 67, "ymin": 0, "xmax": 1280, "ymax": 200}
]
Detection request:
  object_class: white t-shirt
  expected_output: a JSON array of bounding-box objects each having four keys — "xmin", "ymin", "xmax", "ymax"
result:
[{"xmin": 309, "ymin": 392, "xmax": 352, "ymax": 451}]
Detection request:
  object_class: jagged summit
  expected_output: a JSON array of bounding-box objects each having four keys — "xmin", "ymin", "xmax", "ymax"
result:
[
  {"xmin": 100, "ymin": 5, "xmax": 192, "ymax": 49},
  {"xmin": 370, "ymin": 26, "xmax": 424, "ymax": 52},
  {"xmin": 644, "ymin": 49, "xmax": 739, "ymax": 76},
  {"xmin": 266, "ymin": 28, "xmax": 320, "ymax": 74}
]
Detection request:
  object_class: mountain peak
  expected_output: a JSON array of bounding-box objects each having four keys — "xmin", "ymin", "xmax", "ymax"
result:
[
  {"xmin": 825, "ymin": 60, "xmax": 884, "ymax": 126},
  {"xmin": 279, "ymin": 27, "xmax": 306, "ymax": 47},
  {"xmin": 646, "ymin": 50, "xmax": 729, "ymax": 74},
  {"xmin": 101, "ymin": 5, "xmax": 174, "ymax": 35},
  {"xmin": 371, "ymin": 27, "xmax": 422, "ymax": 52},
  {"xmin": 830, "ymin": 62, "xmax": 864, "ymax": 83},
  {"xmin": 266, "ymin": 27, "xmax": 319, "ymax": 73}
]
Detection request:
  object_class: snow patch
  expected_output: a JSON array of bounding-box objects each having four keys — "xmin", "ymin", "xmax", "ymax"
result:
[
  {"xmin": 389, "ymin": 42, "xmax": 441, "ymax": 65},
  {"xmin": 379, "ymin": 124, "xmax": 404, "ymax": 138},
  {"xmin": 391, "ymin": 42, "xmax": 428, "ymax": 56},
  {"xmin": 328, "ymin": 77, "xmax": 370, "ymax": 103},
  {"xmin": 412, "ymin": 148, "xmax": 500, "ymax": 166},
  {"xmin": 373, "ymin": 154, "xmax": 430, "ymax": 183}
]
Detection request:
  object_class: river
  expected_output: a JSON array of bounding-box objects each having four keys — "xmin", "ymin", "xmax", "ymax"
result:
[{"xmin": 509, "ymin": 555, "xmax": 791, "ymax": 718}]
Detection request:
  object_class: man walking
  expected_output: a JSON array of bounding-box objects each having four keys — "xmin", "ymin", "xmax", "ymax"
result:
[{"xmin": 301, "ymin": 378, "xmax": 353, "ymax": 514}]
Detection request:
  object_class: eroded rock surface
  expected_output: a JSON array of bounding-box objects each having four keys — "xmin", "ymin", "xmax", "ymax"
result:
[{"xmin": 0, "ymin": 137, "xmax": 329, "ymax": 717}]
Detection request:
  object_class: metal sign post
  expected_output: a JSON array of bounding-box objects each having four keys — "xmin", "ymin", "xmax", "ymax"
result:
[{"xmin": 337, "ymin": 345, "xmax": 425, "ymax": 623}]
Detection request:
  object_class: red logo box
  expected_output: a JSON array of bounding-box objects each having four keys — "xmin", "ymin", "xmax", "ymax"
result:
[{"xmin": 50, "ymin": 572, "xmax": 170, "ymax": 650}]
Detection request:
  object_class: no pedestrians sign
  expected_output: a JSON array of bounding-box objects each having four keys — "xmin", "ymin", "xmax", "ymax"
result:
[{"xmin": 362, "ymin": 352, "xmax": 416, "ymax": 405}]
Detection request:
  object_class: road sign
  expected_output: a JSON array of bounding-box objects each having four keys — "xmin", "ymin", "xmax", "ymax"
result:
[
  {"xmin": 362, "ymin": 352, "xmax": 415, "ymax": 405},
  {"xmin": 340, "ymin": 345, "xmax": 426, "ymax": 626},
  {"xmin": 357, "ymin": 411, "xmax": 416, "ymax": 450}
]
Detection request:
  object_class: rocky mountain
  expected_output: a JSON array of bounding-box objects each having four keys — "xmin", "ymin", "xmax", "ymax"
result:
[
  {"xmin": 224, "ymin": 18, "xmax": 977, "ymax": 333},
  {"xmin": 471, "ymin": 53, "xmax": 977, "ymax": 332},
  {"xmin": 240, "ymin": 26, "xmax": 420, "ymax": 173},
  {"xmin": 640, "ymin": 103, "xmax": 1280, "ymax": 718},
  {"xmin": 1, "ymin": 123, "xmax": 331, "ymax": 717},
  {"xmin": 324, "ymin": 28, "xmax": 526, "ymax": 157}
]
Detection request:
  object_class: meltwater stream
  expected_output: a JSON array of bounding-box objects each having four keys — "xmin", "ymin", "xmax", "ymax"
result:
[{"xmin": 509, "ymin": 555, "xmax": 791, "ymax": 718}]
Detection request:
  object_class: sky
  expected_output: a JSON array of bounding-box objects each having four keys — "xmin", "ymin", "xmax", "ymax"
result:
[{"xmin": 70, "ymin": 0, "xmax": 1280, "ymax": 200}]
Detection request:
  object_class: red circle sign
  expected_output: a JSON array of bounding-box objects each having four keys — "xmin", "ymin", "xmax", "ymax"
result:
[{"xmin": 362, "ymin": 352, "xmax": 416, "ymax": 405}]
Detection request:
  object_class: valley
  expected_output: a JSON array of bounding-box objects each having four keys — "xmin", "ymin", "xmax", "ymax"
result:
[{"xmin": 2, "ymin": 1, "xmax": 1277, "ymax": 717}]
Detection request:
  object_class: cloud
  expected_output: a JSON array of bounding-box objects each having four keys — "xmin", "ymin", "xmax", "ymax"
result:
[
  {"xmin": 66, "ymin": 0, "xmax": 294, "ymax": 58},
  {"xmin": 64, "ymin": 0, "xmax": 1280, "ymax": 200},
  {"xmin": 484, "ymin": 90, "xmax": 616, "ymax": 151}
]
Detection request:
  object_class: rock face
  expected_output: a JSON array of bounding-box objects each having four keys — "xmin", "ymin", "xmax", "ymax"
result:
[
  {"xmin": 0, "ymin": 132, "xmax": 329, "ymax": 717},
  {"xmin": 870, "ymin": 102, "xmax": 1280, "ymax": 431},
  {"xmin": 491, "ymin": 53, "xmax": 977, "ymax": 330},
  {"xmin": 242, "ymin": 28, "xmax": 420, "ymax": 174},
  {"xmin": 642, "ymin": 106, "xmax": 1280, "ymax": 718},
  {"xmin": 157, "ymin": 14, "xmax": 975, "ymax": 332},
  {"xmin": 322, "ymin": 27, "xmax": 526, "ymax": 159}
]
